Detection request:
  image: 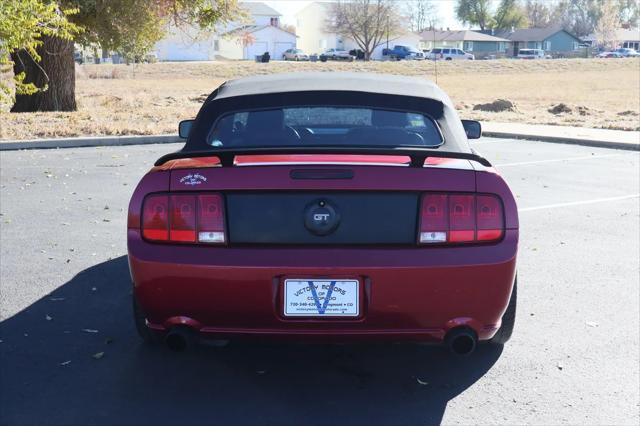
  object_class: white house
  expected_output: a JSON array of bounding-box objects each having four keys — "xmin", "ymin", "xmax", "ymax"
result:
[
  {"xmin": 153, "ymin": 2, "xmax": 296, "ymax": 61},
  {"xmin": 583, "ymin": 28, "xmax": 640, "ymax": 50},
  {"xmin": 218, "ymin": 24, "xmax": 297, "ymax": 60},
  {"xmin": 296, "ymin": 2, "xmax": 344, "ymax": 55},
  {"xmin": 296, "ymin": 1, "xmax": 421, "ymax": 59}
]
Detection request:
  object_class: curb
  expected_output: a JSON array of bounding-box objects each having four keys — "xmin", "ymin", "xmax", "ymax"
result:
[
  {"xmin": 482, "ymin": 131, "xmax": 640, "ymax": 151},
  {"xmin": 0, "ymin": 134, "xmax": 182, "ymax": 151},
  {"xmin": 1, "ymin": 132, "xmax": 638, "ymax": 152}
]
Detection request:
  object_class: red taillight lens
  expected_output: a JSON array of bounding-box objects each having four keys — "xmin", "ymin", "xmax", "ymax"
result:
[
  {"xmin": 419, "ymin": 194, "xmax": 448, "ymax": 243},
  {"xmin": 197, "ymin": 194, "xmax": 225, "ymax": 244},
  {"xmin": 449, "ymin": 195, "xmax": 475, "ymax": 242},
  {"xmin": 419, "ymin": 193, "xmax": 504, "ymax": 244},
  {"xmin": 170, "ymin": 195, "xmax": 196, "ymax": 242},
  {"xmin": 476, "ymin": 195, "xmax": 504, "ymax": 241},
  {"xmin": 142, "ymin": 195, "xmax": 169, "ymax": 241},
  {"xmin": 141, "ymin": 193, "xmax": 226, "ymax": 244}
]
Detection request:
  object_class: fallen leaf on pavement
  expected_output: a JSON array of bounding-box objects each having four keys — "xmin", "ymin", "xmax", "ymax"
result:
[
  {"xmin": 92, "ymin": 352, "xmax": 105, "ymax": 360},
  {"xmin": 82, "ymin": 329, "xmax": 99, "ymax": 333}
]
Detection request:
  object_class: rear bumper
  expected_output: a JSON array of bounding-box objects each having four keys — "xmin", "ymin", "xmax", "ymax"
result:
[{"xmin": 128, "ymin": 230, "xmax": 518, "ymax": 342}]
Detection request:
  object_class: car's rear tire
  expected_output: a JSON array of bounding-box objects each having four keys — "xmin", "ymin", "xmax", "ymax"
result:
[
  {"xmin": 490, "ymin": 276, "xmax": 517, "ymax": 344},
  {"xmin": 133, "ymin": 295, "xmax": 159, "ymax": 344}
]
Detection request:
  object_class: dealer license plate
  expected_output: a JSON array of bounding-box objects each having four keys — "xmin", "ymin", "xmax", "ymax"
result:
[{"xmin": 284, "ymin": 279, "xmax": 360, "ymax": 317}]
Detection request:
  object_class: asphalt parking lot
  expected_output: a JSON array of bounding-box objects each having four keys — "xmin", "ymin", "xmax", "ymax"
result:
[{"xmin": 1, "ymin": 138, "xmax": 638, "ymax": 426}]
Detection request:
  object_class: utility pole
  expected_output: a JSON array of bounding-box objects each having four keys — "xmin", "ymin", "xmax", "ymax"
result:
[{"xmin": 386, "ymin": 15, "xmax": 389, "ymax": 49}]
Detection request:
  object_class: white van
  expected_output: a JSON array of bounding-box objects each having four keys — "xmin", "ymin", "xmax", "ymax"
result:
[
  {"xmin": 517, "ymin": 49, "xmax": 545, "ymax": 59},
  {"xmin": 427, "ymin": 48, "xmax": 474, "ymax": 61}
]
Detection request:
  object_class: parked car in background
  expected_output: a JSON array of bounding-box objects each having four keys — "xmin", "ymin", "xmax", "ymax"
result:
[
  {"xmin": 321, "ymin": 48, "xmax": 355, "ymax": 62},
  {"xmin": 597, "ymin": 51, "xmax": 623, "ymax": 58},
  {"xmin": 73, "ymin": 51, "xmax": 84, "ymax": 64},
  {"xmin": 517, "ymin": 49, "xmax": 545, "ymax": 59},
  {"xmin": 283, "ymin": 49, "xmax": 309, "ymax": 61},
  {"xmin": 427, "ymin": 48, "xmax": 474, "ymax": 61},
  {"xmin": 615, "ymin": 48, "xmax": 640, "ymax": 57},
  {"xmin": 144, "ymin": 53, "xmax": 158, "ymax": 63},
  {"xmin": 382, "ymin": 45, "xmax": 425, "ymax": 60},
  {"xmin": 129, "ymin": 72, "xmax": 519, "ymax": 355}
]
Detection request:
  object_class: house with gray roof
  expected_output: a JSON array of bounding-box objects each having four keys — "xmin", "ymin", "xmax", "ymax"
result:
[
  {"xmin": 418, "ymin": 30, "xmax": 510, "ymax": 57},
  {"xmin": 493, "ymin": 26, "xmax": 582, "ymax": 57}
]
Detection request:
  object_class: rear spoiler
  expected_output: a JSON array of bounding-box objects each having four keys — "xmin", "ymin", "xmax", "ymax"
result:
[{"xmin": 154, "ymin": 146, "xmax": 492, "ymax": 168}]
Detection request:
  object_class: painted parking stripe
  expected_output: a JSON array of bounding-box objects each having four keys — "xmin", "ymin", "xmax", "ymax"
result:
[
  {"xmin": 473, "ymin": 139, "xmax": 507, "ymax": 145},
  {"xmin": 496, "ymin": 153, "xmax": 629, "ymax": 167},
  {"xmin": 519, "ymin": 194, "xmax": 640, "ymax": 212}
]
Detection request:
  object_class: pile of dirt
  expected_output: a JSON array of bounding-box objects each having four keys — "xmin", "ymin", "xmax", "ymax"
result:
[
  {"xmin": 472, "ymin": 99, "xmax": 517, "ymax": 113},
  {"xmin": 548, "ymin": 103, "xmax": 572, "ymax": 114}
]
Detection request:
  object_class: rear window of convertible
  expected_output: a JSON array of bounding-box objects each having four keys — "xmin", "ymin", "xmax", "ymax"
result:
[{"xmin": 206, "ymin": 107, "xmax": 444, "ymax": 148}]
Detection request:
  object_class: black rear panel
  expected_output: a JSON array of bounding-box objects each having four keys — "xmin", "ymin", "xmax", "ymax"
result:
[{"xmin": 226, "ymin": 192, "xmax": 418, "ymax": 245}]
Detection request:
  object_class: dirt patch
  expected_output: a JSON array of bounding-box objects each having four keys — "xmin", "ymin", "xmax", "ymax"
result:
[
  {"xmin": 190, "ymin": 93, "xmax": 209, "ymax": 103},
  {"xmin": 473, "ymin": 99, "xmax": 518, "ymax": 113},
  {"xmin": 576, "ymin": 106, "xmax": 591, "ymax": 116},
  {"xmin": 548, "ymin": 103, "xmax": 573, "ymax": 114},
  {"xmin": 618, "ymin": 110, "xmax": 639, "ymax": 116}
]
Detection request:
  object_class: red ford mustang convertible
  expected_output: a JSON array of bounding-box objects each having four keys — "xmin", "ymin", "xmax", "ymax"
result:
[{"xmin": 127, "ymin": 72, "xmax": 518, "ymax": 355}]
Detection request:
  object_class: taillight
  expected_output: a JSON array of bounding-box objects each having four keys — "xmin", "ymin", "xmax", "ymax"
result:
[
  {"xmin": 142, "ymin": 195, "xmax": 169, "ymax": 241},
  {"xmin": 197, "ymin": 194, "xmax": 225, "ymax": 243},
  {"xmin": 169, "ymin": 195, "xmax": 196, "ymax": 242},
  {"xmin": 419, "ymin": 193, "xmax": 503, "ymax": 244},
  {"xmin": 448, "ymin": 195, "xmax": 475, "ymax": 242},
  {"xmin": 141, "ymin": 193, "xmax": 226, "ymax": 244},
  {"xmin": 476, "ymin": 195, "xmax": 504, "ymax": 241}
]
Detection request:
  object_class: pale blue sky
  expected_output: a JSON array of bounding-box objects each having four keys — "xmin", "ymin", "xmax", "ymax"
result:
[{"xmin": 258, "ymin": 0, "xmax": 462, "ymax": 29}]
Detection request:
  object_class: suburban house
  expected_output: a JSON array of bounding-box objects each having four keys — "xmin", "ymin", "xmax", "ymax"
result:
[
  {"xmin": 296, "ymin": 2, "xmax": 344, "ymax": 55},
  {"xmin": 583, "ymin": 28, "xmax": 640, "ymax": 50},
  {"xmin": 153, "ymin": 2, "xmax": 296, "ymax": 61},
  {"xmin": 619, "ymin": 28, "xmax": 640, "ymax": 50},
  {"xmin": 295, "ymin": 1, "xmax": 421, "ymax": 59},
  {"xmin": 418, "ymin": 30, "xmax": 510, "ymax": 57},
  {"xmin": 493, "ymin": 26, "xmax": 582, "ymax": 56},
  {"xmin": 218, "ymin": 24, "xmax": 297, "ymax": 60}
]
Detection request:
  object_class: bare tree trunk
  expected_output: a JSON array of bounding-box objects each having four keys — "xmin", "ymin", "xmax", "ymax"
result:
[{"xmin": 10, "ymin": 35, "xmax": 77, "ymax": 113}]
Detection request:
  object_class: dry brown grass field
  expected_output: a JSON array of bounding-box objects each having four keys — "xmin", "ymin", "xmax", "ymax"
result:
[{"xmin": 1, "ymin": 58, "xmax": 639, "ymax": 140}]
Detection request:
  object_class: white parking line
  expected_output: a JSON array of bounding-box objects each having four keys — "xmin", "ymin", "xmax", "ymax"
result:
[
  {"xmin": 496, "ymin": 153, "xmax": 629, "ymax": 167},
  {"xmin": 519, "ymin": 194, "xmax": 640, "ymax": 212},
  {"xmin": 473, "ymin": 139, "xmax": 507, "ymax": 145}
]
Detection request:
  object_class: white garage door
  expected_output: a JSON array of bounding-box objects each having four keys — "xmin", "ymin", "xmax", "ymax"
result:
[
  {"xmin": 274, "ymin": 42, "xmax": 295, "ymax": 60},
  {"xmin": 246, "ymin": 42, "xmax": 269, "ymax": 60}
]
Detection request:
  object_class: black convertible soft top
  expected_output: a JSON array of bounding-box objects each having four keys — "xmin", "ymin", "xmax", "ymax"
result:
[{"xmin": 156, "ymin": 72, "xmax": 483, "ymax": 166}]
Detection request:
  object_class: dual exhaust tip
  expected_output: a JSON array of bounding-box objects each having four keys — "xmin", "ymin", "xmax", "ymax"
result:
[{"xmin": 164, "ymin": 326, "xmax": 478, "ymax": 356}]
